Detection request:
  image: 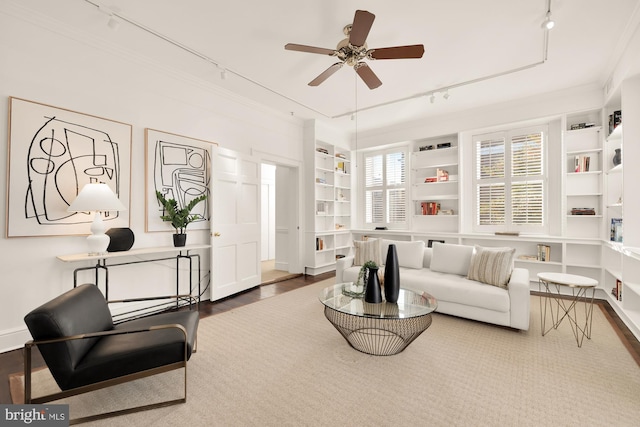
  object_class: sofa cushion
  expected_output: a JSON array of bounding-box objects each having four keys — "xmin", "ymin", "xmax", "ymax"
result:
[
  {"xmin": 381, "ymin": 239, "xmax": 425, "ymax": 269},
  {"xmin": 467, "ymin": 245, "xmax": 516, "ymax": 289},
  {"xmin": 430, "ymin": 242, "xmax": 474, "ymax": 276},
  {"xmin": 353, "ymin": 239, "xmax": 383, "ymax": 266}
]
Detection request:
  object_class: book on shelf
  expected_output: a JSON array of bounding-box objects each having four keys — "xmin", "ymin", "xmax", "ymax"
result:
[
  {"xmin": 424, "ymin": 177, "xmax": 438, "ymax": 183},
  {"xmin": 537, "ymin": 244, "xmax": 551, "ymax": 262},
  {"xmin": 315, "ymin": 237, "xmax": 324, "ymax": 251},
  {"xmin": 612, "ymin": 279, "xmax": 623, "ymax": 302},
  {"xmin": 570, "ymin": 122, "xmax": 595, "ymax": 130},
  {"xmin": 574, "ymin": 155, "xmax": 590, "ymax": 172},
  {"xmin": 420, "ymin": 201, "xmax": 440, "ymax": 215},
  {"xmin": 518, "ymin": 254, "xmax": 538, "ymax": 261},
  {"xmin": 437, "ymin": 168, "xmax": 449, "ymax": 182},
  {"xmin": 570, "ymin": 207, "xmax": 596, "ymax": 215},
  {"xmin": 335, "ymin": 153, "xmax": 347, "ymax": 159},
  {"xmin": 336, "ymin": 161, "xmax": 346, "ymax": 173},
  {"xmin": 611, "ymin": 218, "xmax": 623, "ymax": 242},
  {"xmin": 316, "ymin": 147, "xmax": 329, "ymax": 155}
]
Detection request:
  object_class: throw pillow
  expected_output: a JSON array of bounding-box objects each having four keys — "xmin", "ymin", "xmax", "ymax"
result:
[
  {"xmin": 353, "ymin": 239, "xmax": 383, "ymax": 266},
  {"xmin": 381, "ymin": 239, "xmax": 425, "ymax": 269},
  {"xmin": 467, "ymin": 245, "xmax": 516, "ymax": 289},
  {"xmin": 429, "ymin": 242, "xmax": 474, "ymax": 276}
]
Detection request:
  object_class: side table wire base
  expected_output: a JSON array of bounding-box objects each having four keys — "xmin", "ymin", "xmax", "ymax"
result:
[
  {"xmin": 539, "ymin": 277, "xmax": 596, "ymax": 348},
  {"xmin": 324, "ymin": 306, "xmax": 433, "ymax": 356}
]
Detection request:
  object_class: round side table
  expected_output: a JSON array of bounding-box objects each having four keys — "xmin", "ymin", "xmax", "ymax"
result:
[{"xmin": 537, "ymin": 272, "xmax": 598, "ymax": 347}]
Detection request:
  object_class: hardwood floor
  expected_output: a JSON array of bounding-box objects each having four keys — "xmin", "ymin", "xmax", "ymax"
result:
[{"xmin": 2, "ymin": 272, "xmax": 639, "ymax": 404}]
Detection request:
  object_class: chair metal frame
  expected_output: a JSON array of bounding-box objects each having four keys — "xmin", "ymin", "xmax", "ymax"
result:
[{"xmin": 24, "ymin": 323, "xmax": 190, "ymax": 425}]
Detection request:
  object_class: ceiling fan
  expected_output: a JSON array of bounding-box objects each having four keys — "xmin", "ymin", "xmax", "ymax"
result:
[{"xmin": 285, "ymin": 10, "xmax": 425, "ymax": 89}]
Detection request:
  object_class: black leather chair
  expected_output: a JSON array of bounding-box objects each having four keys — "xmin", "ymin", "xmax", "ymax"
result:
[{"xmin": 23, "ymin": 283, "xmax": 199, "ymax": 424}]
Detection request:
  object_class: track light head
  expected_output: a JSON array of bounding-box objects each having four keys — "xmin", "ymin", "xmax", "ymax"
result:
[
  {"xmin": 220, "ymin": 68, "xmax": 227, "ymax": 80},
  {"xmin": 107, "ymin": 15, "xmax": 120, "ymax": 30},
  {"xmin": 429, "ymin": 94, "xmax": 435, "ymax": 104},
  {"xmin": 443, "ymin": 91, "xmax": 450, "ymax": 100},
  {"xmin": 542, "ymin": 12, "xmax": 555, "ymax": 30}
]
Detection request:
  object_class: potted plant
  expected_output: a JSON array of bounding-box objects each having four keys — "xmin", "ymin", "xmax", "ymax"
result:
[{"xmin": 155, "ymin": 191, "xmax": 208, "ymax": 247}]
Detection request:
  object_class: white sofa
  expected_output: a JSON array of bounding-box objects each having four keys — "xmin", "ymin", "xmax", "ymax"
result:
[{"xmin": 335, "ymin": 240, "xmax": 530, "ymax": 331}]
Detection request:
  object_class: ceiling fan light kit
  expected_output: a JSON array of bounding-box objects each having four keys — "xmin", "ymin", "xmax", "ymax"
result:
[{"xmin": 285, "ymin": 10, "xmax": 425, "ymax": 89}]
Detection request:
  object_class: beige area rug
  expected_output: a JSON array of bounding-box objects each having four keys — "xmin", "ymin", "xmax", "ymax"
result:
[{"xmin": 11, "ymin": 279, "xmax": 640, "ymax": 426}]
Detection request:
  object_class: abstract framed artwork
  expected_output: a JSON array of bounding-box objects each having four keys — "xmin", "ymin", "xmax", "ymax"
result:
[
  {"xmin": 6, "ymin": 97, "xmax": 132, "ymax": 237},
  {"xmin": 145, "ymin": 129, "xmax": 215, "ymax": 232}
]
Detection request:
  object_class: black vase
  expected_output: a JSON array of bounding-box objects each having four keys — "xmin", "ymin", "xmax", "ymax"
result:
[
  {"xmin": 364, "ymin": 266, "xmax": 382, "ymax": 303},
  {"xmin": 384, "ymin": 244, "xmax": 400, "ymax": 303},
  {"xmin": 173, "ymin": 233, "xmax": 187, "ymax": 247},
  {"xmin": 613, "ymin": 148, "xmax": 622, "ymax": 166}
]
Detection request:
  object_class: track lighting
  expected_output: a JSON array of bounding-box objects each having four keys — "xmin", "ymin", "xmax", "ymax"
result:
[
  {"xmin": 542, "ymin": 11, "xmax": 555, "ymax": 30},
  {"xmin": 107, "ymin": 15, "xmax": 120, "ymax": 30},
  {"xmin": 430, "ymin": 94, "xmax": 435, "ymax": 104},
  {"xmin": 443, "ymin": 91, "xmax": 450, "ymax": 100},
  {"xmin": 220, "ymin": 68, "xmax": 227, "ymax": 80}
]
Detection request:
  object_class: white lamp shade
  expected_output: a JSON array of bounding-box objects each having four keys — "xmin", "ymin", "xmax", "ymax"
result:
[{"xmin": 67, "ymin": 183, "xmax": 126, "ymax": 213}]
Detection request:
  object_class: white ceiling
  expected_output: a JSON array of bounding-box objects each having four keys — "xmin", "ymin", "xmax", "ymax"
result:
[{"xmin": 15, "ymin": 0, "xmax": 640, "ymax": 133}]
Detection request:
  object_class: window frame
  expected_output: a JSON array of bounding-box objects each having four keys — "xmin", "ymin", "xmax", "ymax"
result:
[
  {"xmin": 472, "ymin": 125, "xmax": 548, "ymax": 234},
  {"xmin": 361, "ymin": 147, "xmax": 409, "ymax": 229}
]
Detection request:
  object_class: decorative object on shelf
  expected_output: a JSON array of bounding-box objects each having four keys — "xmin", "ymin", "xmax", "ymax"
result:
[
  {"xmin": 384, "ymin": 244, "xmax": 400, "ymax": 303},
  {"xmin": 612, "ymin": 148, "xmax": 622, "ymax": 167},
  {"xmin": 67, "ymin": 183, "xmax": 127, "ymax": 255},
  {"xmin": 437, "ymin": 168, "xmax": 449, "ymax": 181},
  {"xmin": 611, "ymin": 218, "xmax": 623, "ymax": 242},
  {"xmin": 418, "ymin": 145, "xmax": 434, "ymax": 151},
  {"xmin": 364, "ymin": 264, "xmax": 382, "ymax": 304},
  {"xmin": 106, "ymin": 227, "xmax": 135, "ymax": 252},
  {"xmin": 155, "ymin": 191, "xmax": 208, "ymax": 247},
  {"xmin": 437, "ymin": 142, "xmax": 452, "ymax": 149}
]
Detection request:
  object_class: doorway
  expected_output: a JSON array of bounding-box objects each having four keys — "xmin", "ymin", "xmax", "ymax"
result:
[{"xmin": 260, "ymin": 162, "xmax": 302, "ymax": 284}]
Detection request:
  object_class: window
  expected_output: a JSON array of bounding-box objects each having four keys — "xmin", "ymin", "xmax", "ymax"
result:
[
  {"xmin": 363, "ymin": 149, "xmax": 407, "ymax": 227},
  {"xmin": 473, "ymin": 126, "xmax": 546, "ymax": 233}
]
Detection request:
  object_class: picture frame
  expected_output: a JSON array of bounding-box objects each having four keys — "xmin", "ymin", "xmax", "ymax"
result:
[
  {"xmin": 145, "ymin": 129, "xmax": 216, "ymax": 232},
  {"xmin": 6, "ymin": 97, "xmax": 131, "ymax": 237}
]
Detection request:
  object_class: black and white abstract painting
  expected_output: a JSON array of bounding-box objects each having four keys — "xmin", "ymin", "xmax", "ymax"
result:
[
  {"xmin": 145, "ymin": 129, "xmax": 213, "ymax": 232},
  {"xmin": 7, "ymin": 97, "xmax": 131, "ymax": 237}
]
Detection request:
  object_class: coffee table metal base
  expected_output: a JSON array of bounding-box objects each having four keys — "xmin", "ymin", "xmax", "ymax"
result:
[{"xmin": 324, "ymin": 306, "xmax": 433, "ymax": 356}]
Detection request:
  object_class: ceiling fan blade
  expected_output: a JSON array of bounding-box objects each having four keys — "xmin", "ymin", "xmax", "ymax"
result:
[
  {"xmin": 355, "ymin": 63, "xmax": 382, "ymax": 89},
  {"xmin": 349, "ymin": 10, "xmax": 375, "ymax": 47},
  {"xmin": 308, "ymin": 63, "xmax": 344, "ymax": 86},
  {"xmin": 369, "ymin": 45, "xmax": 425, "ymax": 60},
  {"xmin": 285, "ymin": 43, "xmax": 336, "ymax": 56}
]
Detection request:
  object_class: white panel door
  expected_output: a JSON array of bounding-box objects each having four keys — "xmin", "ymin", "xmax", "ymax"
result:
[{"xmin": 210, "ymin": 147, "xmax": 261, "ymax": 300}]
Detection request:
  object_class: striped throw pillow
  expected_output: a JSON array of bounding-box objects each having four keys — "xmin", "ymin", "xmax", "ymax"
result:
[
  {"xmin": 353, "ymin": 239, "xmax": 383, "ymax": 266},
  {"xmin": 467, "ymin": 245, "xmax": 516, "ymax": 289}
]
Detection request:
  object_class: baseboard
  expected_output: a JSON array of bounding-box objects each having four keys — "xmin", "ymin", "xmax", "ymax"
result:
[{"xmin": 0, "ymin": 325, "xmax": 33, "ymax": 353}]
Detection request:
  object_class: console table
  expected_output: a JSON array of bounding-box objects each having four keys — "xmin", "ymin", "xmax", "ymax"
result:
[{"xmin": 57, "ymin": 244, "xmax": 210, "ymax": 319}]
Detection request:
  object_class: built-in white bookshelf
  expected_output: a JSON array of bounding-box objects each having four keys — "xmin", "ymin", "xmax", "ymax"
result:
[
  {"xmin": 304, "ymin": 139, "xmax": 352, "ymax": 275},
  {"xmin": 410, "ymin": 135, "xmax": 459, "ymax": 232}
]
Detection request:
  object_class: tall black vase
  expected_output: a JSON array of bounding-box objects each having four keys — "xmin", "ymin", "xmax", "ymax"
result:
[
  {"xmin": 384, "ymin": 244, "xmax": 400, "ymax": 303},
  {"xmin": 364, "ymin": 266, "xmax": 382, "ymax": 303}
]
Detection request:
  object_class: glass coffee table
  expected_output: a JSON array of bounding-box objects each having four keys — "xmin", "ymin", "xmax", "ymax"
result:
[{"xmin": 319, "ymin": 283, "xmax": 438, "ymax": 356}]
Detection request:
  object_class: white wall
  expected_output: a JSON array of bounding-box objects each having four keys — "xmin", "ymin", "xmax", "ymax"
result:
[{"xmin": 0, "ymin": 7, "xmax": 304, "ymax": 351}]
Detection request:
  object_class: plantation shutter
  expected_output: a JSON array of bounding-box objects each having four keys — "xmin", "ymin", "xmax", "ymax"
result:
[
  {"xmin": 511, "ymin": 131, "xmax": 544, "ymax": 225},
  {"xmin": 473, "ymin": 126, "xmax": 546, "ymax": 232},
  {"xmin": 363, "ymin": 150, "xmax": 407, "ymax": 226},
  {"xmin": 386, "ymin": 152, "xmax": 406, "ymax": 223}
]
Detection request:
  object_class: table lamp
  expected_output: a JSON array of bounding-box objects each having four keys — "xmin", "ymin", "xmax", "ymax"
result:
[{"xmin": 67, "ymin": 183, "xmax": 127, "ymax": 255}]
